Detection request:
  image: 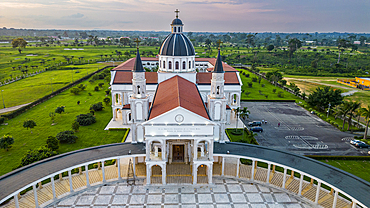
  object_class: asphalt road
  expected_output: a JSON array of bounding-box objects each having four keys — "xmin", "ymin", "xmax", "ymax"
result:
[{"xmin": 240, "ymin": 102, "xmax": 368, "ymax": 156}]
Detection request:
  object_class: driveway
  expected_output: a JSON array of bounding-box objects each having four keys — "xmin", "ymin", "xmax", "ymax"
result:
[{"xmin": 240, "ymin": 102, "xmax": 367, "ymax": 156}]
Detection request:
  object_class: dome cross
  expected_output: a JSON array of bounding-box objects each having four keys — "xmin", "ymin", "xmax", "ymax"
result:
[
  {"xmin": 175, "ymin": 9, "xmax": 180, "ymax": 18},
  {"xmin": 134, "ymin": 38, "xmax": 141, "ymax": 49},
  {"xmin": 217, "ymin": 39, "xmax": 223, "ymax": 50}
]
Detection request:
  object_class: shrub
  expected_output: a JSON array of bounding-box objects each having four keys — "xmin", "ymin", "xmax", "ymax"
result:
[
  {"xmin": 18, "ymin": 146, "xmax": 56, "ymax": 168},
  {"xmin": 56, "ymin": 130, "xmax": 78, "ymax": 143},
  {"xmin": 70, "ymin": 87, "xmax": 80, "ymax": 95},
  {"xmin": 98, "ymin": 83, "xmax": 104, "ymax": 88},
  {"xmin": 0, "ymin": 135, "xmax": 14, "ymax": 151},
  {"xmin": 0, "ymin": 117, "xmax": 5, "ymax": 124},
  {"xmin": 248, "ymin": 82, "xmax": 253, "ymax": 88},
  {"xmin": 72, "ymin": 120, "xmax": 80, "ymax": 132},
  {"xmin": 23, "ymin": 119, "xmax": 36, "ymax": 130},
  {"xmin": 46, "ymin": 136, "xmax": 59, "ymax": 151},
  {"xmin": 277, "ymin": 91, "xmax": 284, "ymax": 98},
  {"xmin": 103, "ymin": 97, "xmax": 111, "ymax": 106},
  {"xmin": 245, "ymin": 74, "xmax": 250, "ymax": 78},
  {"xmin": 94, "ymin": 86, "xmax": 99, "ymax": 91},
  {"xmin": 76, "ymin": 113, "xmax": 96, "ymax": 126},
  {"xmin": 105, "ymin": 90, "xmax": 110, "ymax": 96},
  {"xmin": 90, "ymin": 102, "xmax": 104, "ymax": 111},
  {"xmin": 273, "ymin": 89, "xmax": 277, "ymax": 93},
  {"xmin": 261, "ymin": 84, "xmax": 265, "ymax": 87},
  {"xmin": 77, "ymin": 84, "xmax": 86, "ymax": 91},
  {"xmin": 252, "ymin": 77, "xmax": 257, "ymax": 82},
  {"xmin": 55, "ymin": 106, "xmax": 65, "ymax": 114},
  {"xmin": 88, "ymin": 92, "xmax": 92, "ymax": 96}
]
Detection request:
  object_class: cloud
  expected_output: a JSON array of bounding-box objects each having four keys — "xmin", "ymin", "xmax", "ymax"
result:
[
  {"xmin": 63, "ymin": 13, "xmax": 84, "ymax": 18},
  {"xmin": 0, "ymin": 2, "xmax": 46, "ymax": 8}
]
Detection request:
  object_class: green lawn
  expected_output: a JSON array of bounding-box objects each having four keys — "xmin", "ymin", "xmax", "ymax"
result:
[
  {"xmin": 0, "ymin": 63, "xmax": 107, "ymax": 108},
  {"xmin": 238, "ymin": 68, "xmax": 303, "ymax": 101},
  {"xmin": 319, "ymin": 160, "xmax": 370, "ymax": 182},
  {"xmin": 0, "ymin": 70, "xmax": 126, "ymax": 176},
  {"xmin": 226, "ymin": 128, "xmax": 258, "ymax": 144}
]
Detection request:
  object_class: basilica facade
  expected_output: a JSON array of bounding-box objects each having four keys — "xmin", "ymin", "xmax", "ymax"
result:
[{"xmin": 109, "ymin": 12, "xmax": 242, "ymax": 185}]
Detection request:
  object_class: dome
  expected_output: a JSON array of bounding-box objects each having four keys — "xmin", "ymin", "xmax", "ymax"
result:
[
  {"xmin": 159, "ymin": 33, "xmax": 195, "ymax": 56},
  {"xmin": 171, "ymin": 18, "xmax": 183, "ymax": 25}
]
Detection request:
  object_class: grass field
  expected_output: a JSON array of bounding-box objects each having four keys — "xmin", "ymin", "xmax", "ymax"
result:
[
  {"xmin": 0, "ymin": 69, "xmax": 126, "ymax": 176},
  {"xmin": 319, "ymin": 160, "xmax": 370, "ymax": 182},
  {"xmin": 0, "ymin": 63, "xmax": 108, "ymax": 108},
  {"xmin": 226, "ymin": 128, "xmax": 257, "ymax": 144},
  {"xmin": 238, "ymin": 68, "xmax": 303, "ymax": 101}
]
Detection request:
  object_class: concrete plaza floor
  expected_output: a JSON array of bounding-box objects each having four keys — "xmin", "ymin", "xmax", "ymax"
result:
[{"xmin": 49, "ymin": 177, "xmax": 315, "ymax": 208}]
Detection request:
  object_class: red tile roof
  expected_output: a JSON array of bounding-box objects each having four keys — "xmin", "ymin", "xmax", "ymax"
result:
[
  {"xmin": 195, "ymin": 58, "xmax": 237, "ymax": 72},
  {"xmin": 196, "ymin": 72, "xmax": 240, "ymax": 85},
  {"xmin": 113, "ymin": 71, "xmax": 158, "ymax": 84},
  {"xmin": 149, "ymin": 76, "xmax": 209, "ymax": 120},
  {"xmin": 112, "ymin": 57, "xmax": 158, "ymax": 71}
]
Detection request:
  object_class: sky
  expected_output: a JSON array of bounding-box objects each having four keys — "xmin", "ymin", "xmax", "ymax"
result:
[{"xmin": 0, "ymin": 0, "xmax": 369, "ymax": 33}]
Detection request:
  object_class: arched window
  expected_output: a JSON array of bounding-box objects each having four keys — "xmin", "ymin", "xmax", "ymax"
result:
[
  {"xmin": 163, "ymin": 61, "xmax": 165, "ymax": 69},
  {"xmin": 169, "ymin": 61, "xmax": 172, "ymax": 69},
  {"xmin": 175, "ymin": 61, "xmax": 179, "ymax": 69},
  {"xmin": 217, "ymin": 86, "xmax": 220, "ymax": 94},
  {"xmin": 178, "ymin": 27, "xmax": 180, "ymax": 32},
  {"xmin": 137, "ymin": 86, "xmax": 140, "ymax": 94},
  {"xmin": 189, "ymin": 61, "xmax": 191, "ymax": 69},
  {"xmin": 183, "ymin": 61, "xmax": 186, "ymax": 69},
  {"xmin": 192, "ymin": 61, "xmax": 195, "ymax": 68},
  {"xmin": 174, "ymin": 27, "xmax": 177, "ymax": 32}
]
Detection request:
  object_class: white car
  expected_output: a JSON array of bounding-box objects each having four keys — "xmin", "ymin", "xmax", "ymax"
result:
[
  {"xmin": 350, "ymin": 139, "xmax": 361, "ymax": 145},
  {"xmin": 368, "ymin": 151, "xmax": 370, "ymax": 155}
]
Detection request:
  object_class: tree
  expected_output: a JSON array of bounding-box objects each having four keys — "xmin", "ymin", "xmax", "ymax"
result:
[
  {"xmin": 55, "ymin": 106, "xmax": 65, "ymax": 115},
  {"xmin": 46, "ymin": 136, "xmax": 59, "ymax": 151},
  {"xmin": 76, "ymin": 113, "xmax": 96, "ymax": 126},
  {"xmin": 361, "ymin": 106, "xmax": 370, "ymax": 140},
  {"xmin": 23, "ymin": 119, "xmax": 36, "ymax": 131},
  {"xmin": 70, "ymin": 87, "xmax": 81, "ymax": 95},
  {"xmin": 0, "ymin": 135, "xmax": 14, "ymax": 151},
  {"xmin": 335, "ymin": 101, "xmax": 351, "ymax": 130},
  {"xmin": 307, "ymin": 86, "xmax": 343, "ymax": 111},
  {"xmin": 266, "ymin": 45, "xmax": 274, "ymax": 52},
  {"xmin": 120, "ymin": 37, "xmax": 130, "ymax": 47},
  {"xmin": 11, "ymin": 38, "xmax": 28, "ymax": 53},
  {"xmin": 103, "ymin": 97, "xmax": 111, "ymax": 106},
  {"xmin": 288, "ymin": 38, "xmax": 302, "ymax": 57},
  {"xmin": 266, "ymin": 71, "xmax": 283, "ymax": 86},
  {"xmin": 49, "ymin": 112, "xmax": 55, "ymax": 123},
  {"xmin": 246, "ymin": 33, "xmax": 257, "ymax": 50},
  {"xmin": 234, "ymin": 107, "xmax": 250, "ymax": 132},
  {"xmin": 72, "ymin": 121, "xmax": 80, "ymax": 132},
  {"xmin": 56, "ymin": 130, "xmax": 78, "ymax": 143},
  {"xmin": 90, "ymin": 102, "xmax": 104, "ymax": 111},
  {"xmin": 337, "ymin": 39, "xmax": 350, "ymax": 63},
  {"xmin": 18, "ymin": 146, "xmax": 56, "ymax": 168},
  {"xmin": 347, "ymin": 102, "xmax": 361, "ymax": 131}
]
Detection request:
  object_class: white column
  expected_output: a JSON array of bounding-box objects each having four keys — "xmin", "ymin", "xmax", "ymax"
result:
[
  {"xmin": 162, "ymin": 165, "xmax": 166, "ymax": 185},
  {"xmin": 85, "ymin": 165, "xmax": 90, "ymax": 187},
  {"xmin": 155, "ymin": 146, "xmax": 158, "ymax": 157},
  {"xmin": 133, "ymin": 157, "xmax": 136, "ymax": 177},
  {"xmin": 251, "ymin": 160, "xmax": 255, "ymax": 180},
  {"xmin": 146, "ymin": 165, "xmax": 151, "ymax": 185},
  {"xmin": 117, "ymin": 158, "xmax": 121, "ymax": 179},
  {"xmin": 352, "ymin": 201, "xmax": 357, "ymax": 208},
  {"xmin": 14, "ymin": 193, "xmax": 20, "ymax": 208},
  {"xmin": 102, "ymin": 161, "xmax": 106, "ymax": 182},
  {"xmin": 121, "ymin": 92, "xmax": 124, "ymax": 105},
  {"xmin": 194, "ymin": 141, "xmax": 198, "ymax": 160},
  {"xmin": 51, "ymin": 177, "xmax": 56, "ymax": 200},
  {"xmin": 332, "ymin": 190, "xmax": 338, "ymax": 208},
  {"xmin": 315, "ymin": 182, "xmax": 321, "ymax": 204},
  {"xmin": 113, "ymin": 108, "xmax": 117, "ymax": 121},
  {"xmin": 282, "ymin": 168, "xmax": 287, "ymax": 188},
  {"xmin": 193, "ymin": 164, "xmax": 197, "ymax": 185},
  {"xmin": 236, "ymin": 159, "xmax": 240, "ymax": 177},
  {"xmin": 33, "ymin": 184, "xmax": 40, "ymax": 208},
  {"xmin": 208, "ymin": 164, "xmax": 213, "ymax": 184},
  {"xmin": 266, "ymin": 163, "xmax": 271, "ymax": 183},
  {"xmin": 221, "ymin": 157, "xmax": 225, "ymax": 176},
  {"xmin": 146, "ymin": 141, "xmax": 150, "ymax": 160},
  {"xmin": 298, "ymin": 174, "xmax": 304, "ymax": 195},
  {"xmin": 68, "ymin": 170, "xmax": 74, "ymax": 193}
]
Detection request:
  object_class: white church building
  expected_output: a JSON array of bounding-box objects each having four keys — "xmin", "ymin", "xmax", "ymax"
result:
[{"xmin": 109, "ymin": 12, "xmax": 242, "ymax": 185}]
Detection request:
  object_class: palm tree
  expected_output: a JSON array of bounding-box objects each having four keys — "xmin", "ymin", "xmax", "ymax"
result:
[
  {"xmin": 337, "ymin": 39, "xmax": 349, "ymax": 64},
  {"xmin": 347, "ymin": 102, "xmax": 361, "ymax": 131},
  {"xmin": 361, "ymin": 105, "xmax": 370, "ymax": 140},
  {"xmin": 335, "ymin": 101, "xmax": 351, "ymax": 130},
  {"xmin": 234, "ymin": 107, "xmax": 250, "ymax": 133}
]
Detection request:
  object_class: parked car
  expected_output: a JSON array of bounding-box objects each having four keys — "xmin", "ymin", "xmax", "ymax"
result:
[
  {"xmin": 250, "ymin": 127, "xmax": 263, "ymax": 132},
  {"xmin": 368, "ymin": 151, "xmax": 370, "ymax": 155},
  {"xmin": 350, "ymin": 139, "xmax": 361, "ymax": 145},
  {"xmin": 248, "ymin": 121, "xmax": 262, "ymax": 127},
  {"xmin": 355, "ymin": 142, "xmax": 370, "ymax": 148}
]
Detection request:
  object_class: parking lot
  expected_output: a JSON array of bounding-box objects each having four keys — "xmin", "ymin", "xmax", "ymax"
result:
[{"xmin": 240, "ymin": 102, "xmax": 368, "ymax": 156}]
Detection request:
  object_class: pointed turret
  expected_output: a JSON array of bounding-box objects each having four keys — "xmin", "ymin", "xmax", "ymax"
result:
[
  {"xmin": 132, "ymin": 49, "xmax": 145, "ymax": 72},
  {"xmin": 213, "ymin": 50, "xmax": 224, "ymax": 73}
]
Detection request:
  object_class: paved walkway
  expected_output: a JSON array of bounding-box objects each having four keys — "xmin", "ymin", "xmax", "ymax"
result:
[
  {"xmin": 48, "ymin": 177, "xmax": 315, "ymax": 208},
  {"xmin": 0, "ymin": 103, "xmax": 31, "ymax": 114}
]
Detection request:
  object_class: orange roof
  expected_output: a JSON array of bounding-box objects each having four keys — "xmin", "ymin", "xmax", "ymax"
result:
[
  {"xmin": 113, "ymin": 71, "xmax": 158, "ymax": 84},
  {"xmin": 196, "ymin": 72, "xmax": 240, "ymax": 85},
  {"xmin": 112, "ymin": 57, "xmax": 158, "ymax": 71},
  {"xmin": 195, "ymin": 58, "xmax": 237, "ymax": 72},
  {"xmin": 149, "ymin": 76, "xmax": 209, "ymax": 120}
]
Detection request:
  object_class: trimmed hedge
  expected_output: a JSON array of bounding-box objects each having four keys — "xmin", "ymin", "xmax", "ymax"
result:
[{"xmin": 1, "ymin": 66, "xmax": 110, "ymax": 120}]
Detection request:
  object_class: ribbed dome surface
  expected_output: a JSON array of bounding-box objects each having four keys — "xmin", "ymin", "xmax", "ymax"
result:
[
  {"xmin": 171, "ymin": 18, "xmax": 183, "ymax": 25},
  {"xmin": 159, "ymin": 33, "xmax": 195, "ymax": 56}
]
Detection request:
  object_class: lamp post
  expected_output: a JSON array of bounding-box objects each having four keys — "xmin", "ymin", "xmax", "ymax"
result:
[
  {"xmin": 1, "ymin": 90, "xmax": 5, "ymax": 108},
  {"xmin": 327, "ymin": 103, "xmax": 331, "ymax": 118}
]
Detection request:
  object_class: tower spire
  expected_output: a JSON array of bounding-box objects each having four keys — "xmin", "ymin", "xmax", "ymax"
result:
[
  {"xmin": 175, "ymin": 9, "xmax": 180, "ymax": 18},
  {"xmin": 133, "ymin": 39, "xmax": 144, "ymax": 72},
  {"xmin": 213, "ymin": 49, "xmax": 224, "ymax": 73}
]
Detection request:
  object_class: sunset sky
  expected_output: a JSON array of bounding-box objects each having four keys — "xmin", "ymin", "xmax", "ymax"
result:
[{"xmin": 0, "ymin": 0, "xmax": 369, "ymax": 33}]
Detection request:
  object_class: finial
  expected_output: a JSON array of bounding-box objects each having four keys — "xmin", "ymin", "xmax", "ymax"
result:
[
  {"xmin": 175, "ymin": 9, "xmax": 180, "ymax": 18},
  {"xmin": 134, "ymin": 38, "xmax": 141, "ymax": 49},
  {"xmin": 217, "ymin": 39, "xmax": 223, "ymax": 50}
]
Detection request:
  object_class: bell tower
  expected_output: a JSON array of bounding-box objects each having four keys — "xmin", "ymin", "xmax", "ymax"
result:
[
  {"xmin": 130, "ymin": 39, "xmax": 149, "ymax": 143},
  {"xmin": 207, "ymin": 40, "xmax": 227, "ymax": 142}
]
